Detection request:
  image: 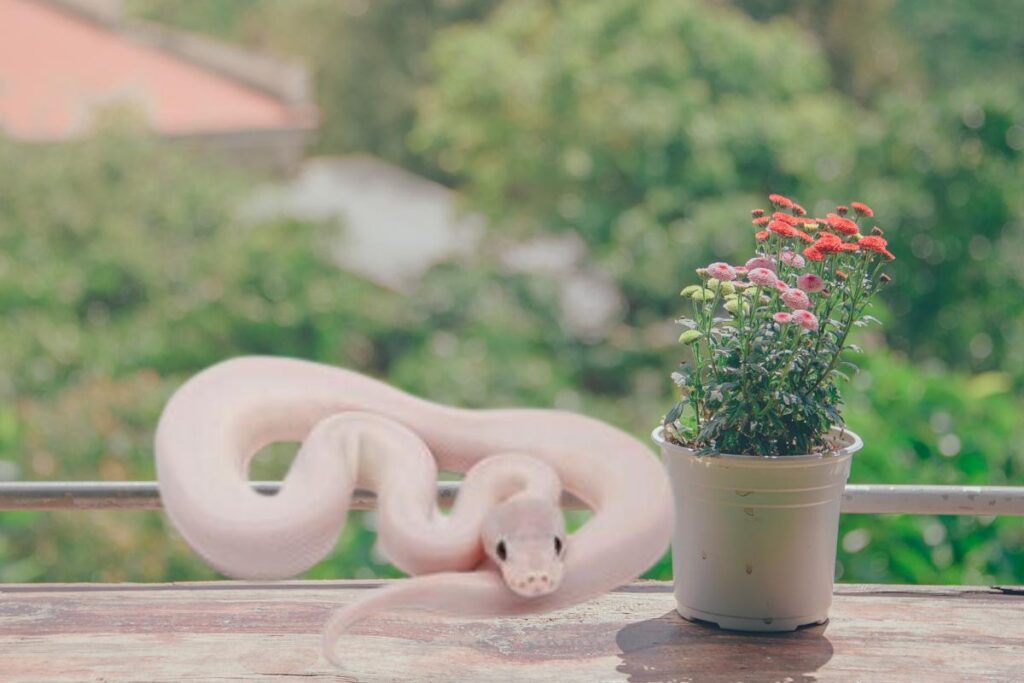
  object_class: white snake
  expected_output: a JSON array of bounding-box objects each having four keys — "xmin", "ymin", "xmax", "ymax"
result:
[{"xmin": 155, "ymin": 356, "xmax": 672, "ymax": 668}]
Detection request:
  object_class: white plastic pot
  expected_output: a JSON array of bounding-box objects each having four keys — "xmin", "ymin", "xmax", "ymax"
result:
[{"xmin": 653, "ymin": 426, "xmax": 862, "ymax": 632}]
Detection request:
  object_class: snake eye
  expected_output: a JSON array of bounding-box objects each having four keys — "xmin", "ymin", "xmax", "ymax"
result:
[
  {"xmin": 554, "ymin": 537, "xmax": 563, "ymax": 555},
  {"xmin": 496, "ymin": 540, "xmax": 507, "ymax": 562}
]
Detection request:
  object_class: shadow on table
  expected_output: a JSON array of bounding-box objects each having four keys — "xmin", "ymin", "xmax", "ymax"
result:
[{"xmin": 616, "ymin": 611, "xmax": 833, "ymax": 683}]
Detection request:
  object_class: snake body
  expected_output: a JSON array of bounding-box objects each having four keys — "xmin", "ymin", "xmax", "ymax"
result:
[{"xmin": 155, "ymin": 356, "xmax": 672, "ymax": 667}]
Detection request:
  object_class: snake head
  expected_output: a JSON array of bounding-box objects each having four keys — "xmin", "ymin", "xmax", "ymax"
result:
[{"xmin": 482, "ymin": 496, "xmax": 566, "ymax": 598}]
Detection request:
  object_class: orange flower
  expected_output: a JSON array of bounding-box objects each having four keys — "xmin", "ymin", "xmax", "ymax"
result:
[
  {"xmin": 755, "ymin": 230, "xmax": 770, "ymax": 241},
  {"xmin": 753, "ymin": 216, "xmax": 770, "ymax": 226},
  {"xmin": 851, "ymin": 202, "xmax": 874, "ymax": 218},
  {"xmin": 814, "ymin": 232, "xmax": 844, "ymax": 254},
  {"xmin": 769, "ymin": 221, "xmax": 799, "ymax": 237},
  {"xmin": 840, "ymin": 242, "xmax": 860, "ymax": 252},
  {"xmin": 858, "ymin": 235, "xmax": 888, "ymax": 252},
  {"xmin": 769, "ymin": 193, "xmax": 794, "ymax": 209},
  {"xmin": 803, "ymin": 246, "xmax": 825, "ymax": 262},
  {"xmin": 826, "ymin": 213, "xmax": 859, "ymax": 236},
  {"xmin": 773, "ymin": 212, "xmax": 802, "ymax": 226}
]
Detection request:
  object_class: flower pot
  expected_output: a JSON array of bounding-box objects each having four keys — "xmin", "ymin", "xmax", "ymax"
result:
[{"xmin": 652, "ymin": 426, "xmax": 862, "ymax": 632}]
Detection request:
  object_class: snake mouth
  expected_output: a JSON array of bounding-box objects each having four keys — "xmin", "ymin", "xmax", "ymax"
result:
[{"xmin": 502, "ymin": 567, "xmax": 562, "ymax": 598}]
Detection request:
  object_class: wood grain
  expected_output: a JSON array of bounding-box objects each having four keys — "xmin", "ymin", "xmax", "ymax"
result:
[{"xmin": 1, "ymin": 581, "xmax": 1022, "ymax": 682}]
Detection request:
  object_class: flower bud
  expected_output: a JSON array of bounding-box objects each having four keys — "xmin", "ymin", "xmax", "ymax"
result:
[
  {"xmin": 680, "ymin": 285, "xmax": 702, "ymax": 297},
  {"xmin": 751, "ymin": 208, "xmax": 765, "ymax": 218},
  {"xmin": 835, "ymin": 205, "xmax": 849, "ymax": 216},
  {"xmin": 724, "ymin": 299, "xmax": 749, "ymax": 315},
  {"xmin": 691, "ymin": 288, "xmax": 715, "ymax": 301},
  {"xmin": 678, "ymin": 330, "xmax": 702, "ymax": 345},
  {"xmin": 871, "ymin": 226, "xmax": 885, "ymax": 236},
  {"xmin": 880, "ymin": 273, "xmax": 892, "ymax": 285}
]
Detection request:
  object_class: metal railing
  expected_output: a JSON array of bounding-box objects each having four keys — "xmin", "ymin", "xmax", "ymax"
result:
[{"xmin": 1, "ymin": 481, "xmax": 1023, "ymax": 516}]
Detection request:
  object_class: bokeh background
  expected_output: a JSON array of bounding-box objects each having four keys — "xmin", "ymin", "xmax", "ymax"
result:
[{"xmin": 1, "ymin": 0, "xmax": 1022, "ymax": 586}]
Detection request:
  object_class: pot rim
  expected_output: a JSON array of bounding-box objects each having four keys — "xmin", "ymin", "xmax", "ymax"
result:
[{"xmin": 651, "ymin": 425, "xmax": 863, "ymax": 462}]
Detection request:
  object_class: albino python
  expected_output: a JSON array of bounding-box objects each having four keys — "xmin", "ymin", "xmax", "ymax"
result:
[{"xmin": 155, "ymin": 356, "xmax": 672, "ymax": 668}]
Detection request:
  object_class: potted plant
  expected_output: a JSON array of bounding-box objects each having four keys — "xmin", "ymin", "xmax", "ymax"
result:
[{"xmin": 653, "ymin": 194, "xmax": 894, "ymax": 631}]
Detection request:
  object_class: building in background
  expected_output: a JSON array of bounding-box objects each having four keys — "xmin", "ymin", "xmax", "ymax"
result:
[{"xmin": 0, "ymin": 0, "xmax": 317, "ymax": 171}]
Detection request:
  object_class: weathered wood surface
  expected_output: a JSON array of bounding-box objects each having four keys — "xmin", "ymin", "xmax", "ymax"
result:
[{"xmin": 1, "ymin": 581, "xmax": 1022, "ymax": 682}]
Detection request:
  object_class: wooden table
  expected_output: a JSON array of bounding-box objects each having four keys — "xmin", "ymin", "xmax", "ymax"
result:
[{"xmin": 2, "ymin": 581, "xmax": 1022, "ymax": 682}]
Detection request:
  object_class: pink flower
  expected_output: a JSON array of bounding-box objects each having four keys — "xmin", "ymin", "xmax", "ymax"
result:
[
  {"xmin": 773, "ymin": 312, "xmax": 793, "ymax": 325},
  {"xmin": 745, "ymin": 256, "xmax": 776, "ymax": 273},
  {"xmin": 707, "ymin": 262, "xmax": 736, "ymax": 281},
  {"xmin": 781, "ymin": 251, "xmax": 805, "ymax": 268},
  {"xmin": 781, "ymin": 287, "xmax": 812, "ymax": 310},
  {"xmin": 774, "ymin": 279, "xmax": 788, "ymax": 292},
  {"xmin": 797, "ymin": 273, "xmax": 825, "ymax": 293},
  {"xmin": 747, "ymin": 267, "xmax": 778, "ymax": 287},
  {"xmin": 792, "ymin": 309, "xmax": 819, "ymax": 331}
]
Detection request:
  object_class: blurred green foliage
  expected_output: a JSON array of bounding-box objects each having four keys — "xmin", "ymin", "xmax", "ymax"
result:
[{"xmin": 1, "ymin": 0, "xmax": 1021, "ymax": 586}]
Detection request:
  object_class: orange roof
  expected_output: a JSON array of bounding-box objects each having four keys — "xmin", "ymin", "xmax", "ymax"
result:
[{"xmin": 0, "ymin": 0, "xmax": 315, "ymax": 141}]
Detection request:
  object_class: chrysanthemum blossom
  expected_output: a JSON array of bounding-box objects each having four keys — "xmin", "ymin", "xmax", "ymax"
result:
[
  {"xmin": 803, "ymin": 246, "xmax": 825, "ymax": 262},
  {"xmin": 851, "ymin": 202, "xmax": 874, "ymax": 217},
  {"xmin": 814, "ymin": 233, "xmax": 844, "ymax": 254},
  {"xmin": 781, "ymin": 251, "xmax": 805, "ymax": 268},
  {"xmin": 774, "ymin": 279, "xmax": 788, "ymax": 292},
  {"xmin": 782, "ymin": 287, "xmax": 812, "ymax": 310},
  {"xmin": 769, "ymin": 193, "xmax": 794, "ymax": 209},
  {"xmin": 858, "ymin": 236, "xmax": 896, "ymax": 260},
  {"xmin": 797, "ymin": 273, "xmax": 825, "ymax": 293},
  {"xmin": 769, "ymin": 221, "xmax": 799, "ymax": 238},
  {"xmin": 753, "ymin": 216, "xmax": 771, "ymax": 226},
  {"xmin": 755, "ymin": 230, "xmax": 770, "ymax": 241},
  {"xmin": 745, "ymin": 256, "xmax": 776, "ymax": 272},
  {"xmin": 707, "ymin": 262, "xmax": 736, "ymax": 281},
  {"xmin": 747, "ymin": 267, "xmax": 778, "ymax": 287},
  {"xmin": 773, "ymin": 312, "xmax": 793, "ymax": 325},
  {"xmin": 792, "ymin": 309, "xmax": 819, "ymax": 331},
  {"xmin": 773, "ymin": 212, "xmax": 802, "ymax": 226},
  {"xmin": 826, "ymin": 213, "xmax": 859, "ymax": 236},
  {"xmin": 858, "ymin": 235, "xmax": 888, "ymax": 253}
]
